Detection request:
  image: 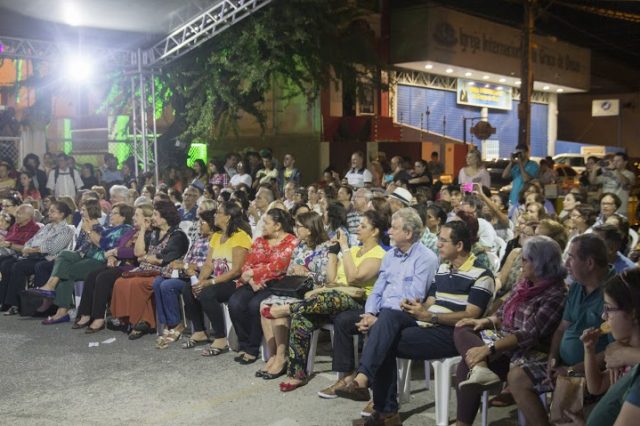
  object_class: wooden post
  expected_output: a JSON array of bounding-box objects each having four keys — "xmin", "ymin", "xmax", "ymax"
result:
[{"xmin": 517, "ymin": 0, "xmax": 536, "ymax": 150}]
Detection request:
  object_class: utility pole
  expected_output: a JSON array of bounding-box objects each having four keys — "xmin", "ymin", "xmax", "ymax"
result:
[{"xmin": 517, "ymin": 0, "xmax": 536, "ymax": 150}]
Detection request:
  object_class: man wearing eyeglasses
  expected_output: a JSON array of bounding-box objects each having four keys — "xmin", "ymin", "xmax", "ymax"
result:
[
  {"xmin": 178, "ymin": 186, "xmax": 200, "ymax": 221},
  {"xmin": 338, "ymin": 216, "xmax": 493, "ymax": 425},
  {"xmin": 0, "ymin": 204, "xmax": 39, "ymax": 313},
  {"xmin": 510, "ymin": 234, "xmax": 614, "ymax": 425}
]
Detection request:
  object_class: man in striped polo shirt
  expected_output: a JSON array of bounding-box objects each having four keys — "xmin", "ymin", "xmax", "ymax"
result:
[{"xmin": 340, "ymin": 220, "xmax": 494, "ymax": 425}]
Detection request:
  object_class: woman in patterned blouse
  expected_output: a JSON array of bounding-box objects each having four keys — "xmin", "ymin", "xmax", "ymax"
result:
[
  {"xmin": 257, "ymin": 211, "xmax": 331, "ymax": 379},
  {"xmin": 227, "ymin": 208, "xmax": 298, "ymax": 365},
  {"xmin": 31, "ymin": 200, "xmax": 134, "ymax": 325},
  {"xmin": 153, "ymin": 210, "xmax": 216, "ymax": 348}
]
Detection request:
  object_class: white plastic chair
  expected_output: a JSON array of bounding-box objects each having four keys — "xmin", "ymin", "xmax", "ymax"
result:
[
  {"xmin": 495, "ymin": 236, "xmax": 507, "ymax": 264},
  {"xmin": 629, "ymin": 228, "xmax": 638, "ymax": 253},
  {"xmin": 307, "ymin": 323, "xmax": 359, "ymax": 376},
  {"xmin": 397, "ymin": 356, "xmax": 490, "ymax": 426},
  {"xmin": 220, "ymin": 302, "xmax": 268, "ymax": 361}
]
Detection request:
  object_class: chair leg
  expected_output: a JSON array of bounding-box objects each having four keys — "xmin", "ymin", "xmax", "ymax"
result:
[
  {"xmin": 222, "ymin": 303, "xmax": 232, "ymax": 338},
  {"xmin": 424, "ymin": 360, "xmax": 431, "ymax": 391},
  {"xmin": 179, "ymin": 294, "xmax": 188, "ymax": 329},
  {"xmin": 397, "ymin": 358, "xmax": 412, "ymax": 405},
  {"xmin": 433, "ymin": 356, "xmax": 462, "ymax": 426},
  {"xmin": 307, "ymin": 329, "xmax": 320, "ymax": 375},
  {"xmin": 481, "ymin": 390, "xmax": 489, "ymax": 426},
  {"xmin": 353, "ymin": 334, "xmax": 359, "ymax": 368},
  {"xmin": 261, "ymin": 337, "xmax": 269, "ymax": 361},
  {"xmin": 433, "ymin": 360, "xmax": 448, "ymax": 426}
]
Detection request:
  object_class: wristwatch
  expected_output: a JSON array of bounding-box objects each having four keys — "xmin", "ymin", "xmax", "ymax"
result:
[
  {"xmin": 430, "ymin": 314, "xmax": 438, "ymax": 324},
  {"xmin": 487, "ymin": 341, "xmax": 497, "ymax": 356}
]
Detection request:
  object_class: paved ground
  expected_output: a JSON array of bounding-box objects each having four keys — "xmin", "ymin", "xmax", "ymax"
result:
[{"xmin": 0, "ymin": 315, "xmax": 519, "ymax": 425}]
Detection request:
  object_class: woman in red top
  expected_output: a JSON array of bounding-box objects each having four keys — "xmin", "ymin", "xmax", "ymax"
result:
[{"xmin": 227, "ymin": 208, "xmax": 298, "ymax": 365}]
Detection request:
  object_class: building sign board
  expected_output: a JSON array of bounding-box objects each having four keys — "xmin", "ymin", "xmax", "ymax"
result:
[
  {"xmin": 391, "ymin": 4, "xmax": 591, "ymax": 91},
  {"xmin": 457, "ymin": 79, "xmax": 512, "ymax": 110}
]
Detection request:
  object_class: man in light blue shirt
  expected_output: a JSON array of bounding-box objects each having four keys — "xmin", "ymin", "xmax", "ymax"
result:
[
  {"xmin": 333, "ymin": 208, "xmax": 439, "ymax": 407},
  {"xmin": 336, "ymin": 219, "xmax": 494, "ymax": 424},
  {"xmin": 101, "ymin": 153, "xmax": 124, "ymax": 185},
  {"xmin": 363, "ymin": 209, "xmax": 438, "ymax": 316},
  {"xmin": 502, "ymin": 145, "xmax": 539, "ymax": 206}
]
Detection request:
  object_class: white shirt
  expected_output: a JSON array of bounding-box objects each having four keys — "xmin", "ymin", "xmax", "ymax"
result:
[
  {"xmin": 230, "ymin": 173, "xmax": 252, "ymax": 189},
  {"xmin": 345, "ymin": 168, "xmax": 373, "ymax": 188},
  {"xmin": 47, "ymin": 168, "xmax": 82, "ymax": 198},
  {"xmin": 477, "ymin": 217, "xmax": 499, "ymax": 254}
]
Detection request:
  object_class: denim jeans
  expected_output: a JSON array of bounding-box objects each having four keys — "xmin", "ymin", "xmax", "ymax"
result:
[{"xmin": 152, "ymin": 276, "xmax": 187, "ymax": 327}]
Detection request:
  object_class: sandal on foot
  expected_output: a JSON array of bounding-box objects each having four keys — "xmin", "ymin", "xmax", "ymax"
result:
[
  {"xmin": 182, "ymin": 338, "xmax": 210, "ymax": 349},
  {"xmin": 237, "ymin": 354, "xmax": 257, "ymax": 365},
  {"xmin": 201, "ymin": 345, "xmax": 230, "ymax": 357}
]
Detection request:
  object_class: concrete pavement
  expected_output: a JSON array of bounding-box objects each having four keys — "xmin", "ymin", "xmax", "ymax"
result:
[{"xmin": 0, "ymin": 315, "xmax": 518, "ymax": 425}]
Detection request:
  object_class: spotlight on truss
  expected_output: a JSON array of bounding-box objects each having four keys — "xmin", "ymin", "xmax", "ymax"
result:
[{"xmin": 64, "ymin": 55, "xmax": 94, "ymax": 83}]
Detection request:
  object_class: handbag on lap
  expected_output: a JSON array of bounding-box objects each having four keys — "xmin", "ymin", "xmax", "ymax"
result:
[{"xmin": 267, "ymin": 276, "xmax": 314, "ymax": 299}]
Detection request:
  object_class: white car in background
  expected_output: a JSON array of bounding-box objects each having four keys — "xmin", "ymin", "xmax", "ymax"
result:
[{"xmin": 552, "ymin": 154, "xmax": 591, "ymax": 174}]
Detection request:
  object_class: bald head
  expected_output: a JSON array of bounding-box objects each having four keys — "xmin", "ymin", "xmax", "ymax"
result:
[{"xmin": 15, "ymin": 204, "xmax": 35, "ymax": 225}]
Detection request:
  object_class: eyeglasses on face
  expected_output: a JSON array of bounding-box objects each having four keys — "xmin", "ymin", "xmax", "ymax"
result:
[{"xmin": 602, "ymin": 304, "xmax": 622, "ymax": 316}]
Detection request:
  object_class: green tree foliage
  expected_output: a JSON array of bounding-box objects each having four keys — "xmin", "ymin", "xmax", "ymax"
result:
[{"xmin": 104, "ymin": 0, "xmax": 383, "ymax": 165}]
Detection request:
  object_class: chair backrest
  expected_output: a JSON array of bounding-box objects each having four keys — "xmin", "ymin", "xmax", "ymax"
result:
[
  {"xmin": 495, "ymin": 236, "xmax": 507, "ymax": 264},
  {"xmin": 179, "ymin": 220, "xmax": 194, "ymax": 247},
  {"xmin": 629, "ymin": 228, "xmax": 639, "ymax": 254},
  {"xmin": 67, "ymin": 224, "xmax": 76, "ymax": 250}
]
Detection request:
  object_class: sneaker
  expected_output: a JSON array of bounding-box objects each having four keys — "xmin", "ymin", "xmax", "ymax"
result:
[
  {"xmin": 458, "ymin": 366, "xmax": 501, "ymax": 389},
  {"xmin": 335, "ymin": 381, "xmax": 371, "ymax": 402},
  {"xmin": 318, "ymin": 378, "xmax": 347, "ymax": 399},
  {"xmin": 3, "ymin": 306, "xmax": 18, "ymax": 316},
  {"xmin": 360, "ymin": 400, "xmax": 374, "ymax": 417},
  {"xmin": 352, "ymin": 411, "xmax": 402, "ymax": 426}
]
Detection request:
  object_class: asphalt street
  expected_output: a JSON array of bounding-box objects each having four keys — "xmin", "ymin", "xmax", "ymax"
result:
[{"xmin": 0, "ymin": 315, "xmax": 518, "ymax": 425}]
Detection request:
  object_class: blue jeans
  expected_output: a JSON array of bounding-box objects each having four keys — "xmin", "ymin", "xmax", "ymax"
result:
[
  {"xmin": 358, "ymin": 308, "xmax": 458, "ymax": 414},
  {"xmin": 152, "ymin": 276, "xmax": 186, "ymax": 327}
]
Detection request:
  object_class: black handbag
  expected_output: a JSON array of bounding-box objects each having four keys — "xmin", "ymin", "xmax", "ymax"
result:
[
  {"xmin": 267, "ymin": 275, "xmax": 314, "ymax": 299},
  {"xmin": 18, "ymin": 290, "xmax": 56, "ymax": 317}
]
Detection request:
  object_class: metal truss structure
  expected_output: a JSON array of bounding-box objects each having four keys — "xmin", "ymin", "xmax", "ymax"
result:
[
  {"xmin": 147, "ymin": 0, "xmax": 273, "ymax": 67},
  {"xmin": 393, "ymin": 70, "xmax": 550, "ymax": 104},
  {"xmin": 0, "ymin": 0, "xmax": 273, "ymax": 182},
  {"xmin": 0, "ymin": 35, "xmax": 134, "ymax": 68},
  {"xmin": 393, "ymin": 70, "xmax": 458, "ymax": 92}
]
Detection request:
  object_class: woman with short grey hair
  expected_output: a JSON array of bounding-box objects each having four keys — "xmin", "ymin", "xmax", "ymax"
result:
[
  {"xmin": 521, "ymin": 235, "xmax": 567, "ymax": 280},
  {"xmin": 452, "ymin": 235, "xmax": 567, "ymax": 425},
  {"xmin": 392, "ymin": 207, "xmax": 423, "ymax": 244}
]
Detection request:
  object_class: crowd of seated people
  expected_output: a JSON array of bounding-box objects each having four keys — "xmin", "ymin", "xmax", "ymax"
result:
[{"xmin": 0, "ymin": 147, "xmax": 639, "ymax": 426}]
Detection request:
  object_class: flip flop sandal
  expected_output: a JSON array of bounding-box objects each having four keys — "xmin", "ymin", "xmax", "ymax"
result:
[
  {"xmin": 128, "ymin": 330, "xmax": 146, "ymax": 340},
  {"xmin": 164, "ymin": 329, "xmax": 182, "ymax": 342},
  {"xmin": 201, "ymin": 345, "xmax": 230, "ymax": 357},
  {"xmin": 181, "ymin": 338, "xmax": 210, "ymax": 349},
  {"xmin": 156, "ymin": 338, "xmax": 170, "ymax": 349}
]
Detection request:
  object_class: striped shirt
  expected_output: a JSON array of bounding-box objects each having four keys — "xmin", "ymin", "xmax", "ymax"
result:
[
  {"xmin": 24, "ymin": 221, "xmax": 75, "ymax": 260},
  {"xmin": 428, "ymin": 254, "xmax": 494, "ymax": 315}
]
